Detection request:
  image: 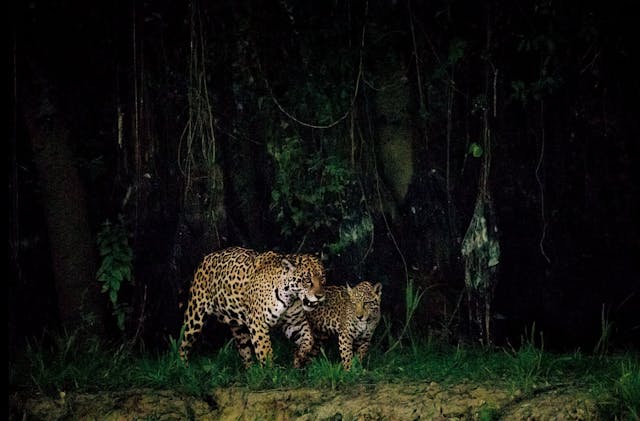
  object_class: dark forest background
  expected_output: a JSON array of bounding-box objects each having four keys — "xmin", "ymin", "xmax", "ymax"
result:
[{"xmin": 9, "ymin": 0, "xmax": 639, "ymax": 357}]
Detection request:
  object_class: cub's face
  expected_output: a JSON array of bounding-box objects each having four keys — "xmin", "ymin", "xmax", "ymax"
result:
[{"xmin": 347, "ymin": 281, "xmax": 382, "ymax": 323}]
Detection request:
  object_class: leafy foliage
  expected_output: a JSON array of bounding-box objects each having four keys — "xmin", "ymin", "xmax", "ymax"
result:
[
  {"xmin": 96, "ymin": 215, "xmax": 133, "ymax": 331},
  {"xmin": 267, "ymin": 134, "xmax": 370, "ymax": 256}
]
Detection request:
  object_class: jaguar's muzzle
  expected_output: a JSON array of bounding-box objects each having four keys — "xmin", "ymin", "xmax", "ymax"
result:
[{"xmin": 301, "ymin": 294, "xmax": 324, "ymax": 311}]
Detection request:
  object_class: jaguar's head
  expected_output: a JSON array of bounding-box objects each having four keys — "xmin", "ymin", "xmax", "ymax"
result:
[{"xmin": 281, "ymin": 254, "xmax": 326, "ymax": 311}]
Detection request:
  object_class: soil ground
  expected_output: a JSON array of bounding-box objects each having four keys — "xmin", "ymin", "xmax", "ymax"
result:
[{"xmin": 9, "ymin": 381, "xmax": 602, "ymax": 420}]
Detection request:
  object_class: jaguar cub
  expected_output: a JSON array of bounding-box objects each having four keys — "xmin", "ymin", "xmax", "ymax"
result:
[{"xmin": 281, "ymin": 280, "xmax": 382, "ymax": 370}]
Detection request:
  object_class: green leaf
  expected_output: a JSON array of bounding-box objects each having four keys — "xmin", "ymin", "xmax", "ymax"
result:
[
  {"xmin": 112, "ymin": 270, "xmax": 124, "ymax": 283},
  {"xmin": 469, "ymin": 142, "xmax": 483, "ymax": 158},
  {"xmin": 103, "ymin": 255, "xmax": 114, "ymax": 268},
  {"xmin": 109, "ymin": 289, "xmax": 118, "ymax": 305}
]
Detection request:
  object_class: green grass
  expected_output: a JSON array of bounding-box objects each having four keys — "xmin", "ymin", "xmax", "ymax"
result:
[
  {"xmin": 607, "ymin": 359, "xmax": 640, "ymax": 420},
  {"xmin": 477, "ymin": 402, "xmax": 500, "ymax": 421},
  {"xmin": 8, "ymin": 330, "xmax": 639, "ymax": 420}
]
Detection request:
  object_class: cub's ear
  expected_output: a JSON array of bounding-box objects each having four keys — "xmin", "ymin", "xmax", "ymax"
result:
[
  {"xmin": 346, "ymin": 283, "xmax": 352, "ymax": 294},
  {"xmin": 281, "ymin": 258, "xmax": 296, "ymax": 272},
  {"xmin": 373, "ymin": 282, "xmax": 382, "ymax": 297}
]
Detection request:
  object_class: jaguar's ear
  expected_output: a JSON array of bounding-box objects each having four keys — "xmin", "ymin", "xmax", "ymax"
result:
[
  {"xmin": 281, "ymin": 258, "xmax": 296, "ymax": 273},
  {"xmin": 346, "ymin": 283, "xmax": 353, "ymax": 296},
  {"xmin": 373, "ymin": 282, "xmax": 382, "ymax": 297}
]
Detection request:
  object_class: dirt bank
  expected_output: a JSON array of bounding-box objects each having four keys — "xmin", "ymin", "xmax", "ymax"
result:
[{"xmin": 9, "ymin": 381, "xmax": 601, "ymax": 420}]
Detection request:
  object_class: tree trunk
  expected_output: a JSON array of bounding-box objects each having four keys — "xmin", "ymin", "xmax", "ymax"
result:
[{"xmin": 20, "ymin": 72, "xmax": 107, "ymax": 332}]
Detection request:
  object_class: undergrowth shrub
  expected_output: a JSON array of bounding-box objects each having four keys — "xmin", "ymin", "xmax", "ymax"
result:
[{"xmin": 96, "ymin": 214, "xmax": 134, "ymax": 331}]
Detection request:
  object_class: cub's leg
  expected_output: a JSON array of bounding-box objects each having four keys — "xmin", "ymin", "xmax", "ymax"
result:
[
  {"xmin": 338, "ymin": 332, "xmax": 355, "ymax": 371},
  {"xmin": 230, "ymin": 324, "xmax": 254, "ymax": 368},
  {"xmin": 280, "ymin": 306, "xmax": 315, "ymax": 368},
  {"xmin": 287, "ymin": 321, "xmax": 315, "ymax": 368},
  {"xmin": 355, "ymin": 339, "xmax": 371, "ymax": 364},
  {"xmin": 308, "ymin": 331, "xmax": 327, "ymax": 360}
]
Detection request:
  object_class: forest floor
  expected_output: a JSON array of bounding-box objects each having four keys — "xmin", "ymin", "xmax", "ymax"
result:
[{"xmin": 9, "ymin": 380, "xmax": 602, "ymax": 420}]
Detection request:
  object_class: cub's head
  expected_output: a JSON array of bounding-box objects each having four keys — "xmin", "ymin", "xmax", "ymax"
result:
[
  {"xmin": 347, "ymin": 281, "xmax": 382, "ymax": 323},
  {"xmin": 281, "ymin": 254, "xmax": 326, "ymax": 311}
]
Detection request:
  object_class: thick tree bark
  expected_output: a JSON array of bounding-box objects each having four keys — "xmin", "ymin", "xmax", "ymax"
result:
[{"xmin": 20, "ymin": 73, "xmax": 107, "ymax": 332}]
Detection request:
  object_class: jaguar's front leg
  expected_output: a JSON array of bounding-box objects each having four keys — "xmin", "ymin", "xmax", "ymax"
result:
[{"xmin": 249, "ymin": 321, "xmax": 273, "ymax": 366}]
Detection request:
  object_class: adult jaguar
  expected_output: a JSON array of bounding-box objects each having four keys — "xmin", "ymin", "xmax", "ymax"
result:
[
  {"xmin": 280, "ymin": 280, "xmax": 382, "ymax": 370},
  {"xmin": 179, "ymin": 246, "xmax": 326, "ymax": 367}
]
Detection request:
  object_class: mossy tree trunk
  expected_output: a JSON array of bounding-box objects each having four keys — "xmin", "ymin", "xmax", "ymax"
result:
[{"xmin": 21, "ymin": 72, "xmax": 107, "ymax": 332}]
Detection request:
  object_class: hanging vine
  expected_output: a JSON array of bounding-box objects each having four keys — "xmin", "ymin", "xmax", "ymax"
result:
[
  {"xmin": 177, "ymin": 0, "xmax": 222, "ymax": 237},
  {"xmin": 461, "ymin": 8, "xmax": 501, "ymax": 345}
]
